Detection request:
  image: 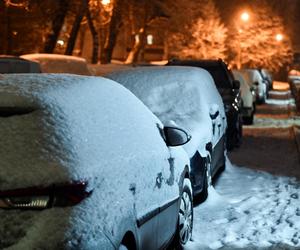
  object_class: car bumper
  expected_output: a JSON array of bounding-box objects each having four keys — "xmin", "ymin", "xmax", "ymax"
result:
[{"xmin": 0, "ymin": 207, "xmax": 114, "ymax": 250}]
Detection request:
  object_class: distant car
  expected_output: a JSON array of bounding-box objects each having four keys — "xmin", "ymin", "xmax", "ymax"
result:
[
  {"xmin": 21, "ymin": 53, "xmax": 92, "ymax": 75},
  {"xmin": 106, "ymin": 66, "xmax": 227, "ymax": 200},
  {"xmin": 258, "ymin": 68, "xmax": 273, "ymax": 90},
  {"xmin": 232, "ymin": 70, "xmax": 256, "ymax": 124},
  {"xmin": 167, "ymin": 59, "xmax": 242, "ymax": 150},
  {"xmin": 239, "ymin": 69, "xmax": 267, "ymax": 104},
  {"xmin": 0, "ymin": 55, "xmax": 41, "ymax": 73},
  {"xmin": 0, "ymin": 74, "xmax": 193, "ymax": 249}
]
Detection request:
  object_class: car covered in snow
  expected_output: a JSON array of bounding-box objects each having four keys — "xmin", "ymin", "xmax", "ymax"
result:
[
  {"xmin": 238, "ymin": 69, "xmax": 268, "ymax": 104},
  {"xmin": 21, "ymin": 53, "xmax": 92, "ymax": 75},
  {"xmin": 105, "ymin": 66, "xmax": 227, "ymax": 200},
  {"xmin": 232, "ymin": 70, "xmax": 256, "ymax": 124},
  {"xmin": 0, "ymin": 74, "xmax": 193, "ymax": 249},
  {"xmin": 166, "ymin": 59, "xmax": 243, "ymax": 151},
  {"xmin": 0, "ymin": 55, "xmax": 41, "ymax": 73}
]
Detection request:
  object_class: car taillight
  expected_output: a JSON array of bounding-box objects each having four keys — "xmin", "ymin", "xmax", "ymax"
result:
[{"xmin": 0, "ymin": 181, "xmax": 92, "ymax": 209}]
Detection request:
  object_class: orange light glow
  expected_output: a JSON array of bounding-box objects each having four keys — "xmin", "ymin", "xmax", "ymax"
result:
[
  {"xmin": 275, "ymin": 33, "xmax": 283, "ymax": 42},
  {"xmin": 101, "ymin": 0, "xmax": 110, "ymax": 5},
  {"xmin": 241, "ymin": 12, "xmax": 250, "ymax": 22}
]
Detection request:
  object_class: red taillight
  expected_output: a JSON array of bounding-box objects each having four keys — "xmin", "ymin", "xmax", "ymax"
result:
[{"xmin": 0, "ymin": 181, "xmax": 92, "ymax": 209}]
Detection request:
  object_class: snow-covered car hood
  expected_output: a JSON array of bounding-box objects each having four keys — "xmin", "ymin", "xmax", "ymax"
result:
[{"xmin": 106, "ymin": 66, "xmax": 226, "ymax": 157}]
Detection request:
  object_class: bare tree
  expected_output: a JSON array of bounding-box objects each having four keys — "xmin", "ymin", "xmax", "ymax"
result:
[
  {"xmin": 65, "ymin": 0, "xmax": 88, "ymax": 55},
  {"xmin": 169, "ymin": 0, "xmax": 227, "ymax": 60},
  {"xmin": 44, "ymin": 0, "xmax": 69, "ymax": 53}
]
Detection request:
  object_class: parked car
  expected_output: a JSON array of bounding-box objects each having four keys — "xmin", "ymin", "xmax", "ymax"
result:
[
  {"xmin": 166, "ymin": 59, "xmax": 242, "ymax": 150},
  {"xmin": 258, "ymin": 68, "xmax": 273, "ymax": 90},
  {"xmin": 0, "ymin": 55, "xmax": 41, "ymax": 73},
  {"xmin": 0, "ymin": 74, "xmax": 193, "ymax": 249},
  {"xmin": 21, "ymin": 53, "xmax": 92, "ymax": 75},
  {"xmin": 105, "ymin": 66, "xmax": 227, "ymax": 200},
  {"xmin": 239, "ymin": 69, "xmax": 268, "ymax": 104},
  {"xmin": 232, "ymin": 70, "xmax": 256, "ymax": 124}
]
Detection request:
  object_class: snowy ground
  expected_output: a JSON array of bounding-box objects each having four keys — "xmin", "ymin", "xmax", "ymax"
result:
[{"xmin": 186, "ymin": 82, "xmax": 300, "ymax": 249}]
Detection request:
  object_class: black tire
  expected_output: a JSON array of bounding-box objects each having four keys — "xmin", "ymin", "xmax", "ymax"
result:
[
  {"xmin": 170, "ymin": 178, "xmax": 193, "ymax": 249},
  {"xmin": 243, "ymin": 112, "xmax": 254, "ymax": 125},
  {"xmin": 194, "ymin": 157, "xmax": 209, "ymax": 204}
]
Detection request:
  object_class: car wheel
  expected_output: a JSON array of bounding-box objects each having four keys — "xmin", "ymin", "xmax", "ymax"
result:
[
  {"xmin": 243, "ymin": 112, "xmax": 254, "ymax": 125},
  {"xmin": 172, "ymin": 178, "xmax": 193, "ymax": 249},
  {"xmin": 195, "ymin": 156, "xmax": 210, "ymax": 203}
]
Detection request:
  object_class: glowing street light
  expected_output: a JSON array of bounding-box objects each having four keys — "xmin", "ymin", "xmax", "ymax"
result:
[
  {"xmin": 241, "ymin": 12, "xmax": 250, "ymax": 22},
  {"xmin": 101, "ymin": 0, "xmax": 110, "ymax": 5},
  {"xmin": 275, "ymin": 33, "xmax": 283, "ymax": 42}
]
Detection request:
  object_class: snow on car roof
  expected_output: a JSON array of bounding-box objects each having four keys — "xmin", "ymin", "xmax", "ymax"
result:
[
  {"xmin": 106, "ymin": 66, "xmax": 225, "ymax": 157},
  {"xmin": 20, "ymin": 54, "xmax": 91, "ymax": 75},
  {"xmin": 0, "ymin": 73, "xmax": 166, "ymax": 190}
]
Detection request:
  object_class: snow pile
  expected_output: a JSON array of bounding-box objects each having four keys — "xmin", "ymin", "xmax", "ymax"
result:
[
  {"xmin": 186, "ymin": 158, "xmax": 300, "ymax": 250},
  {"xmin": 21, "ymin": 54, "xmax": 92, "ymax": 75},
  {"xmin": 0, "ymin": 74, "xmax": 187, "ymax": 249},
  {"xmin": 106, "ymin": 66, "xmax": 226, "ymax": 157}
]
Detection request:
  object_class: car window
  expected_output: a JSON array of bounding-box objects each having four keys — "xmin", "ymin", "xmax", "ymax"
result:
[{"xmin": 201, "ymin": 66, "xmax": 231, "ymax": 88}]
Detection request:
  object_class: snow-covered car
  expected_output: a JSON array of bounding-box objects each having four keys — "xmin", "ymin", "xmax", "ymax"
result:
[
  {"xmin": 0, "ymin": 74, "xmax": 193, "ymax": 249},
  {"xmin": 232, "ymin": 70, "xmax": 256, "ymax": 124},
  {"xmin": 167, "ymin": 59, "xmax": 243, "ymax": 151},
  {"xmin": 239, "ymin": 69, "xmax": 268, "ymax": 104},
  {"xmin": 21, "ymin": 53, "xmax": 92, "ymax": 75},
  {"xmin": 0, "ymin": 55, "xmax": 41, "ymax": 73},
  {"xmin": 105, "ymin": 66, "xmax": 227, "ymax": 200},
  {"xmin": 258, "ymin": 68, "xmax": 273, "ymax": 90}
]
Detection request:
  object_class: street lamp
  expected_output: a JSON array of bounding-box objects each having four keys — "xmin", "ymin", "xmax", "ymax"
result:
[
  {"xmin": 241, "ymin": 12, "xmax": 250, "ymax": 22},
  {"xmin": 237, "ymin": 11, "xmax": 250, "ymax": 69},
  {"xmin": 275, "ymin": 33, "xmax": 283, "ymax": 42},
  {"xmin": 101, "ymin": 0, "xmax": 110, "ymax": 5}
]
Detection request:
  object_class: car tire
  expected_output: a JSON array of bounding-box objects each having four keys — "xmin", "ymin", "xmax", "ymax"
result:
[
  {"xmin": 195, "ymin": 156, "xmax": 210, "ymax": 203},
  {"xmin": 243, "ymin": 112, "xmax": 254, "ymax": 125},
  {"xmin": 171, "ymin": 178, "xmax": 193, "ymax": 249}
]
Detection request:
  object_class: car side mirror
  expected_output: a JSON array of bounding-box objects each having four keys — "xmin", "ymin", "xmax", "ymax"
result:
[
  {"xmin": 232, "ymin": 80, "xmax": 240, "ymax": 89},
  {"xmin": 163, "ymin": 127, "xmax": 191, "ymax": 147}
]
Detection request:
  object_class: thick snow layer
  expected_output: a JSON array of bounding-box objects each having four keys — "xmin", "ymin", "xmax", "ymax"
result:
[
  {"xmin": 0, "ymin": 74, "xmax": 189, "ymax": 249},
  {"xmin": 106, "ymin": 66, "xmax": 226, "ymax": 157},
  {"xmin": 186, "ymin": 158, "xmax": 300, "ymax": 250},
  {"xmin": 21, "ymin": 54, "xmax": 92, "ymax": 75}
]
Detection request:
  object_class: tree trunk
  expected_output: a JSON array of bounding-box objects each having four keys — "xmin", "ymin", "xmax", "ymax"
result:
[
  {"xmin": 125, "ymin": 28, "xmax": 146, "ymax": 64},
  {"xmin": 43, "ymin": 0, "xmax": 69, "ymax": 53},
  {"xmin": 101, "ymin": 0, "xmax": 122, "ymax": 64},
  {"xmin": 65, "ymin": 0, "xmax": 88, "ymax": 55},
  {"xmin": 86, "ymin": 6, "xmax": 99, "ymax": 64},
  {"xmin": 125, "ymin": 1, "xmax": 148, "ymax": 64}
]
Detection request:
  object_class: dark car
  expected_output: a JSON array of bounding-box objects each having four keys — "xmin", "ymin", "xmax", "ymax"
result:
[
  {"xmin": 0, "ymin": 55, "xmax": 41, "ymax": 73},
  {"xmin": 167, "ymin": 59, "xmax": 242, "ymax": 150}
]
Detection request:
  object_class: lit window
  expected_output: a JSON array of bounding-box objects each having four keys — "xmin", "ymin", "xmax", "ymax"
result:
[{"xmin": 147, "ymin": 34, "xmax": 153, "ymax": 45}]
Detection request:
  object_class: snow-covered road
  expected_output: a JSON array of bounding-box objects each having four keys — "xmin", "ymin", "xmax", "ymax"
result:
[{"xmin": 186, "ymin": 82, "xmax": 300, "ymax": 250}]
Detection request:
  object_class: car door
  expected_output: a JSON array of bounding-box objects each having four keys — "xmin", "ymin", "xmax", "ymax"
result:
[{"xmin": 133, "ymin": 123, "xmax": 180, "ymax": 249}]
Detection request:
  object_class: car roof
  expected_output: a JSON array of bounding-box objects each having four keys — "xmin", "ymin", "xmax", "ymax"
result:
[
  {"xmin": 0, "ymin": 56, "xmax": 41, "ymax": 73},
  {"xmin": 168, "ymin": 59, "xmax": 225, "ymax": 67},
  {"xmin": 106, "ymin": 66, "xmax": 224, "ymax": 157},
  {"xmin": 21, "ymin": 54, "xmax": 91, "ymax": 75}
]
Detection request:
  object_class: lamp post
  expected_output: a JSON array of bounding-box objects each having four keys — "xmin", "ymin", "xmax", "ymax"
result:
[{"xmin": 237, "ymin": 11, "xmax": 250, "ymax": 69}]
